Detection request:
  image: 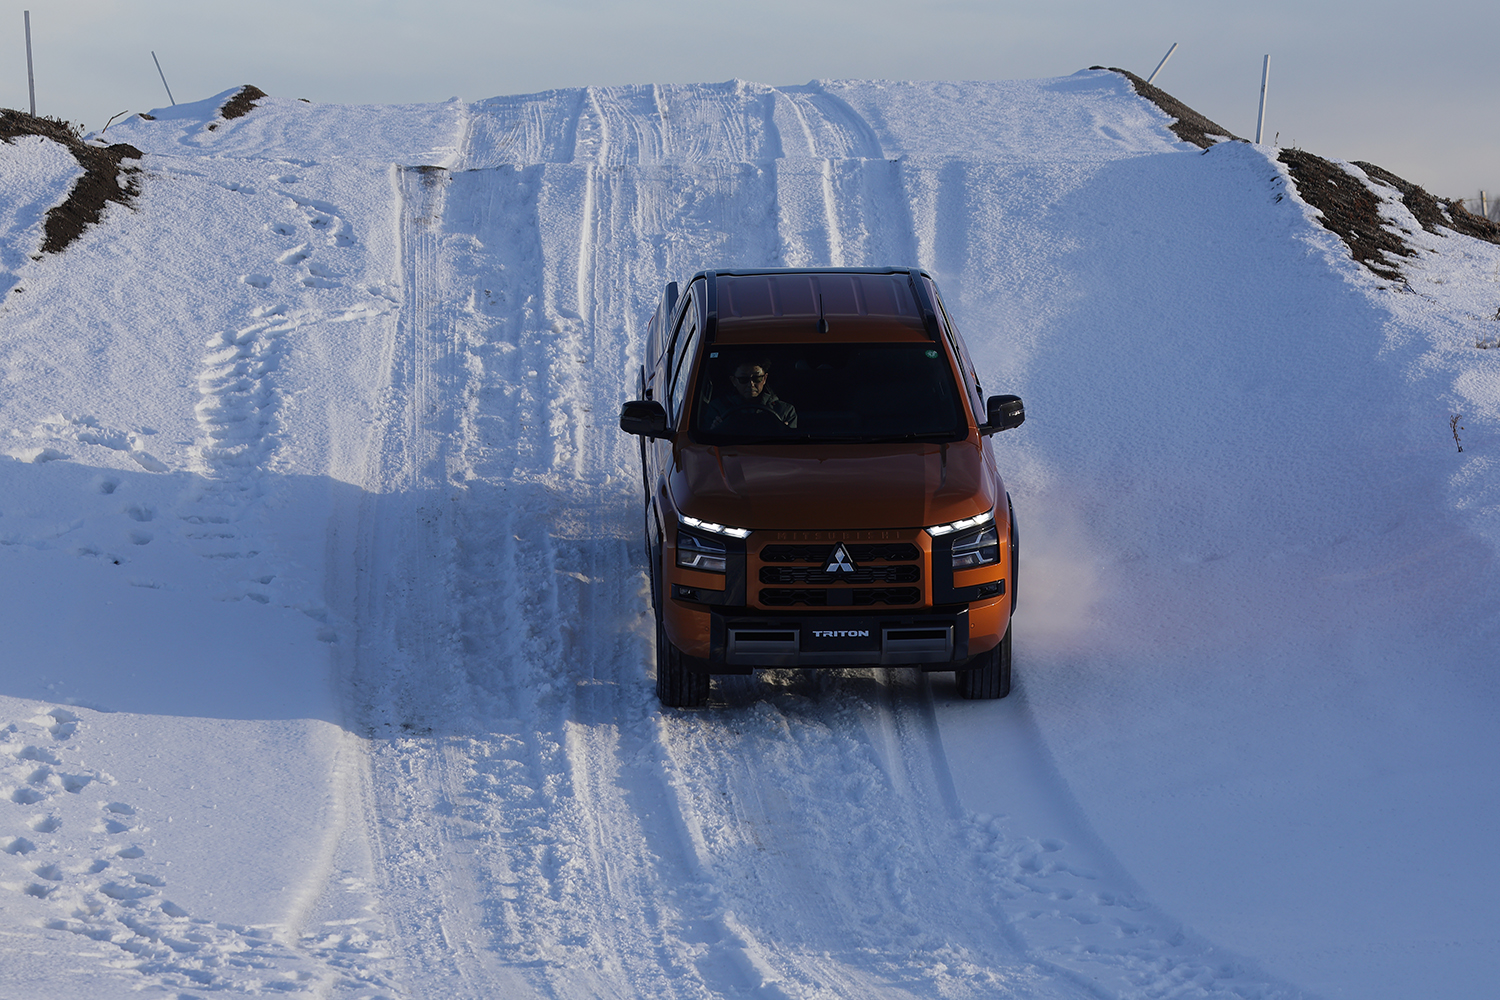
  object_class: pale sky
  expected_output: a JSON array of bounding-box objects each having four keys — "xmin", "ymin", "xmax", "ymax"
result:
[{"xmin": 4, "ymin": 0, "xmax": 1497, "ymax": 202}]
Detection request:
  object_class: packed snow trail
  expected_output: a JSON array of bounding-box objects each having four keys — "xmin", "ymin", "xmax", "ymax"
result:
[
  {"xmin": 0, "ymin": 74, "xmax": 1496, "ymax": 999},
  {"xmin": 322, "ymin": 78, "xmax": 1322, "ymax": 1000}
]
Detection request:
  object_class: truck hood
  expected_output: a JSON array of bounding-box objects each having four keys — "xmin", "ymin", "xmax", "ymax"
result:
[{"xmin": 671, "ymin": 440, "xmax": 997, "ymax": 531}]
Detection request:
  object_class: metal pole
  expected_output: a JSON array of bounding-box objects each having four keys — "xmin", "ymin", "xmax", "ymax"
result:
[
  {"xmin": 1146, "ymin": 42, "xmax": 1178, "ymax": 85},
  {"xmin": 152, "ymin": 51, "xmax": 176, "ymax": 106},
  {"xmin": 1483, "ymin": 191, "xmax": 1489, "ymax": 218},
  {"xmin": 24, "ymin": 10, "xmax": 36, "ymax": 115},
  {"xmin": 1255, "ymin": 54, "xmax": 1271, "ymax": 144}
]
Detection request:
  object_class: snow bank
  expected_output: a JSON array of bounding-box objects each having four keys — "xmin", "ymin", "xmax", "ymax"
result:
[{"xmin": 1, "ymin": 71, "xmax": 1496, "ymax": 999}]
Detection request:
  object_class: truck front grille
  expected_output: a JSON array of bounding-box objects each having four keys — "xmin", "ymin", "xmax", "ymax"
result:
[
  {"xmin": 760, "ymin": 587, "xmax": 921, "ymax": 607},
  {"xmin": 760, "ymin": 543, "xmax": 920, "ymax": 563},
  {"xmin": 759, "ymin": 565, "xmax": 920, "ymax": 585},
  {"xmin": 852, "ymin": 588, "xmax": 921, "ymax": 606}
]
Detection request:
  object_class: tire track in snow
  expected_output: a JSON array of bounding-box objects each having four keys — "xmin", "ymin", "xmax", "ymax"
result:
[
  {"xmin": 349, "ymin": 150, "xmax": 800, "ymax": 997},
  {"xmin": 660, "ymin": 671, "xmax": 1086, "ymax": 1000},
  {"xmin": 346, "ymin": 162, "xmax": 542, "ymax": 999}
]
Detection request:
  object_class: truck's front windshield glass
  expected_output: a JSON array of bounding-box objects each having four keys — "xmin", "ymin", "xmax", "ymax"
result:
[{"xmin": 691, "ymin": 343, "xmax": 968, "ymax": 445}]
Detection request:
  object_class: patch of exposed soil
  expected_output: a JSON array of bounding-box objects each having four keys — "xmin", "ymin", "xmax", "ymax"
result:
[
  {"xmin": 1352, "ymin": 160, "xmax": 1500, "ymax": 244},
  {"xmin": 1093, "ymin": 67, "xmax": 1241, "ymax": 148},
  {"xmin": 1101, "ymin": 68, "xmax": 1500, "ymax": 280},
  {"xmin": 0, "ymin": 108, "xmax": 142, "ymax": 255},
  {"xmin": 220, "ymin": 85, "xmax": 268, "ymax": 122},
  {"xmin": 1278, "ymin": 150, "xmax": 1412, "ymax": 280}
]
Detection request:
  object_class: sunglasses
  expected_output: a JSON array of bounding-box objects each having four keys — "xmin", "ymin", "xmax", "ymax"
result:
[{"xmin": 732, "ymin": 372, "xmax": 767, "ymax": 385}]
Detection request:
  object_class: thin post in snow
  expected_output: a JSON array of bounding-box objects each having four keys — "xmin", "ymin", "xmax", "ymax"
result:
[
  {"xmin": 152, "ymin": 51, "xmax": 176, "ymax": 106},
  {"xmin": 1482, "ymin": 191, "xmax": 1488, "ymax": 218},
  {"xmin": 24, "ymin": 10, "xmax": 36, "ymax": 115},
  {"xmin": 1255, "ymin": 54, "xmax": 1271, "ymax": 144},
  {"xmin": 1146, "ymin": 42, "xmax": 1178, "ymax": 85}
]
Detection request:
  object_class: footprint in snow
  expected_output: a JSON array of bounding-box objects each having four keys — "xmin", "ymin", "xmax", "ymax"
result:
[
  {"xmin": 18, "ymin": 746, "xmax": 61, "ymax": 765},
  {"xmin": 99, "ymin": 802, "xmax": 136, "ymax": 834},
  {"xmin": 278, "ymin": 246, "xmax": 310, "ymax": 266},
  {"xmin": 243, "ymin": 274, "xmax": 272, "ymax": 289},
  {"xmin": 270, "ymin": 222, "xmax": 297, "ymax": 236},
  {"xmin": 100, "ymin": 881, "xmax": 155, "ymax": 901},
  {"xmin": 31, "ymin": 815, "xmax": 61, "ymax": 833}
]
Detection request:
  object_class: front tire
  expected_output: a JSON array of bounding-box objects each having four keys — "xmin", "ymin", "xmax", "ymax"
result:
[
  {"xmin": 656, "ymin": 617, "xmax": 709, "ymax": 708},
  {"xmin": 955, "ymin": 624, "xmax": 1012, "ymax": 700}
]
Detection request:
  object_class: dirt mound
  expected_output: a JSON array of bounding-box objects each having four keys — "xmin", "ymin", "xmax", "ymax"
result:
[
  {"xmin": 0, "ymin": 109, "xmax": 142, "ymax": 255},
  {"xmin": 1351, "ymin": 160, "xmax": 1500, "ymax": 244},
  {"xmin": 1094, "ymin": 67, "xmax": 1241, "ymax": 148},
  {"xmin": 220, "ymin": 85, "xmax": 268, "ymax": 121},
  {"xmin": 1277, "ymin": 150, "xmax": 1412, "ymax": 280},
  {"xmin": 1101, "ymin": 69, "xmax": 1500, "ymax": 280}
]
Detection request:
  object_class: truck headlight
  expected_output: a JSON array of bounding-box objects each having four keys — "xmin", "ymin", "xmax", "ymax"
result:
[
  {"xmin": 928, "ymin": 509, "xmax": 1000, "ymax": 569},
  {"xmin": 950, "ymin": 523, "xmax": 1000, "ymax": 569},
  {"xmin": 925, "ymin": 509, "xmax": 994, "ymax": 537},
  {"xmin": 676, "ymin": 530, "xmax": 727, "ymax": 573},
  {"xmin": 678, "ymin": 514, "xmax": 751, "ymax": 539}
]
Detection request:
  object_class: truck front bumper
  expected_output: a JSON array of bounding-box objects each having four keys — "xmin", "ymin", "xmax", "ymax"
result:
[{"xmin": 704, "ymin": 607, "xmax": 973, "ymax": 673}]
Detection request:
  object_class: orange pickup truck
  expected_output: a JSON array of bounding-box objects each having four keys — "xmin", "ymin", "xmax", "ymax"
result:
[{"xmin": 620, "ymin": 268, "xmax": 1024, "ymax": 707}]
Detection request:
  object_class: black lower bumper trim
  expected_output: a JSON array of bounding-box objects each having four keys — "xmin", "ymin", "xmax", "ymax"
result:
[{"xmin": 707, "ymin": 607, "xmax": 971, "ymax": 671}]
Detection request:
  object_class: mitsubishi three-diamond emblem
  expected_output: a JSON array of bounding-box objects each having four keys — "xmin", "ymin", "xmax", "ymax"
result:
[{"xmin": 824, "ymin": 543, "xmax": 857, "ymax": 574}]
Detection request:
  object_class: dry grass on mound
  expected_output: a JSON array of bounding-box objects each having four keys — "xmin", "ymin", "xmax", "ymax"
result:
[
  {"xmin": 1095, "ymin": 67, "xmax": 1241, "ymax": 148},
  {"xmin": 219, "ymin": 85, "xmax": 268, "ymax": 122},
  {"xmin": 0, "ymin": 108, "xmax": 142, "ymax": 255},
  {"xmin": 1103, "ymin": 68, "xmax": 1500, "ymax": 281}
]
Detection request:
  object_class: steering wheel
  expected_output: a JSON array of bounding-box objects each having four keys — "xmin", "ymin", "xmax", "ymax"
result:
[{"xmin": 713, "ymin": 403, "xmax": 790, "ymax": 432}]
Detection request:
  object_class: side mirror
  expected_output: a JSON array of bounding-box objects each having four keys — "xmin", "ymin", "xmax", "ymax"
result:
[
  {"xmin": 620, "ymin": 399, "xmax": 674, "ymax": 440},
  {"xmin": 981, "ymin": 394, "xmax": 1024, "ymax": 435}
]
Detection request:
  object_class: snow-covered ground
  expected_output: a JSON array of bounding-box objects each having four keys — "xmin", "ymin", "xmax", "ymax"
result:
[{"xmin": 1, "ymin": 73, "xmax": 1496, "ymax": 999}]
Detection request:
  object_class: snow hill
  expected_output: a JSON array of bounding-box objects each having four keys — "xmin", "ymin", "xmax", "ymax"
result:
[{"xmin": 1, "ymin": 73, "xmax": 1497, "ymax": 1000}]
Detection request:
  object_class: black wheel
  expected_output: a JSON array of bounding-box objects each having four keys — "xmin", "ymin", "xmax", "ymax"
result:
[
  {"xmin": 955, "ymin": 624, "xmax": 1011, "ymax": 700},
  {"xmin": 656, "ymin": 616, "xmax": 709, "ymax": 708}
]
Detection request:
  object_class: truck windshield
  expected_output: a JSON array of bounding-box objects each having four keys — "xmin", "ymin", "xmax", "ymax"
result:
[{"xmin": 690, "ymin": 343, "xmax": 969, "ymax": 445}]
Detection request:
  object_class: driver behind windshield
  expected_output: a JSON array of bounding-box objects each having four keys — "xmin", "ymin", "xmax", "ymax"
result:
[{"xmin": 703, "ymin": 359, "xmax": 798, "ymax": 430}]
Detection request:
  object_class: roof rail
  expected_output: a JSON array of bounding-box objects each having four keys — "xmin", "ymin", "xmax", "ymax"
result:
[
  {"xmin": 908, "ymin": 268, "xmax": 943, "ymax": 342},
  {"xmin": 704, "ymin": 270, "xmax": 718, "ymax": 344}
]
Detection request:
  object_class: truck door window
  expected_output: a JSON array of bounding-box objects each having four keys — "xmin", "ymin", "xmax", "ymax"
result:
[
  {"xmin": 933, "ymin": 293, "xmax": 984, "ymax": 411},
  {"xmin": 667, "ymin": 302, "xmax": 700, "ymax": 425}
]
